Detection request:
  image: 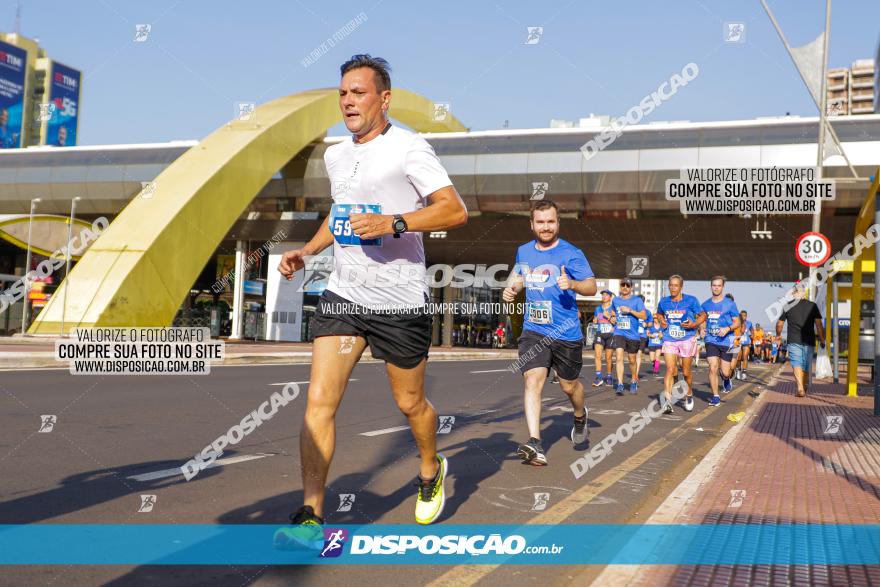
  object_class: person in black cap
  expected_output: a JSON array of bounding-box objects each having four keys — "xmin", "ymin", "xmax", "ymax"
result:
[
  {"xmin": 610, "ymin": 278, "xmax": 647, "ymax": 395},
  {"xmin": 591, "ymin": 289, "xmax": 616, "ymax": 387}
]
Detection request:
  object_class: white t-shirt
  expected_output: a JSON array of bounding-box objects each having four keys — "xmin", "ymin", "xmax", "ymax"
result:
[{"xmin": 324, "ymin": 125, "xmax": 453, "ymax": 309}]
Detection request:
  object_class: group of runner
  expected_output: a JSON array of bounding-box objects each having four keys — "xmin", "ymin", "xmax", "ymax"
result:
[
  {"xmin": 271, "ymin": 54, "xmax": 777, "ymax": 546},
  {"xmin": 592, "ymin": 277, "xmax": 758, "ymax": 406}
]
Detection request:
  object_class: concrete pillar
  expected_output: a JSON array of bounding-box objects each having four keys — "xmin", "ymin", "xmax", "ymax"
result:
[
  {"xmin": 442, "ymin": 284, "xmax": 454, "ymax": 347},
  {"xmin": 230, "ymin": 240, "xmax": 246, "ymax": 340},
  {"xmin": 432, "ymin": 290, "xmax": 441, "ymax": 346}
]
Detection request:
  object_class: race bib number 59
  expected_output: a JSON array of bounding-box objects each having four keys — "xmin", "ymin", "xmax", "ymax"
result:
[{"xmin": 330, "ymin": 204, "xmax": 382, "ymax": 247}]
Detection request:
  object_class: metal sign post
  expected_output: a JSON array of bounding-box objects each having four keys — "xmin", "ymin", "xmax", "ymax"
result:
[{"xmin": 875, "ymin": 189, "xmax": 880, "ymax": 415}]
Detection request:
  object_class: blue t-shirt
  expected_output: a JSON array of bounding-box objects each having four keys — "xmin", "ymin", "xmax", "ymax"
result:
[
  {"xmin": 702, "ymin": 297, "xmax": 740, "ymax": 347},
  {"xmin": 657, "ymin": 294, "xmax": 704, "ymax": 343},
  {"xmin": 594, "ymin": 304, "xmax": 615, "ymax": 335},
  {"xmin": 741, "ymin": 320, "xmax": 753, "ymax": 344},
  {"xmin": 611, "ymin": 295, "xmax": 646, "ymax": 341},
  {"xmin": 638, "ymin": 309, "xmax": 653, "ymax": 338},
  {"xmin": 515, "ymin": 238, "xmax": 594, "ymax": 341},
  {"xmin": 647, "ymin": 325, "xmax": 663, "ymax": 347}
]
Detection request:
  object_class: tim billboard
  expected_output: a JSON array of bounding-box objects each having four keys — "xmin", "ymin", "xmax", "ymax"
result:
[
  {"xmin": 46, "ymin": 61, "xmax": 81, "ymax": 147},
  {"xmin": 0, "ymin": 39, "xmax": 27, "ymax": 149}
]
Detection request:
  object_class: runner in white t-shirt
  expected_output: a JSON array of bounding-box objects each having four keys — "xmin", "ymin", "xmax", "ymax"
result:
[{"xmin": 275, "ymin": 55, "xmax": 468, "ymax": 545}]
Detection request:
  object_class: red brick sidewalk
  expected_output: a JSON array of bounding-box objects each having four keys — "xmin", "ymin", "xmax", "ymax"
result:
[{"xmin": 596, "ymin": 364, "xmax": 880, "ymax": 587}]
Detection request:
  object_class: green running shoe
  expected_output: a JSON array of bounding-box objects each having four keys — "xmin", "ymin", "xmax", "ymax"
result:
[{"xmin": 273, "ymin": 505, "xmax": 324, "ymax": 550}]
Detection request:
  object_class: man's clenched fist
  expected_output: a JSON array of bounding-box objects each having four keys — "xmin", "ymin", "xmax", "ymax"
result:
[{"xmin": 278, "ymin": 249, "xmax": 306, "ymax": 280}]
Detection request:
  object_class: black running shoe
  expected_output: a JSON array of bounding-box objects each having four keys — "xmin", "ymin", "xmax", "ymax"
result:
[
  {"xmin": 571, "ymin": 411, "xmax": 588, "ymax": 445},
  {"xmin": 516, "ymin": 437, "xmax": 548, "ymax": 466}
]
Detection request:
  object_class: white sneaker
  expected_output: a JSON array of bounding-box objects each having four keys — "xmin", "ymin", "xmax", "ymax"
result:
[{"xmin": 683, "ymin": 395, "xmax": 694, "ymax": 412}]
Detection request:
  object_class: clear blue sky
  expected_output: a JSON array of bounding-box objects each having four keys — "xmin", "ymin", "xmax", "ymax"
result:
[{"xmin": 7, "ymin": 0, "xmax": 880, "ymax": 144}]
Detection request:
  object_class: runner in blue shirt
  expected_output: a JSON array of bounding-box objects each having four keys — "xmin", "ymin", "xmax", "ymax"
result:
[
  {"xmin": 701, "ymin": 277, "xmax": 742, "ymax": 406},
  {"xmin": 656, "ymin": 274, "xmax": 706, "ymax": 413},
  {"xmin": 591, "ymin": 291, "xmax": 616, "ymax": 387},
  {"xmin": 610, "ymin": 278, "xmax": 647, "ymax": 395},
  {"xmin": 646, "ymin": 318, "xmax": 664, "ymax": 375},
  {"xmin": 635, "ymin": 296, "xmax": 653, "ymax": 378},
  {"xmin": 503, "ymin": 200, "xmax": 597, "ymax": 466},
  {"xmin": 736, "ymin": 310, "xmax": 753, "ymax": 380}
]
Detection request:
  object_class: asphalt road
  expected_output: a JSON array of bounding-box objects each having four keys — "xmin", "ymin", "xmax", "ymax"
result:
[{"xmin": 0, "ymin": 356, "xmax": 774, "ymax": 586}]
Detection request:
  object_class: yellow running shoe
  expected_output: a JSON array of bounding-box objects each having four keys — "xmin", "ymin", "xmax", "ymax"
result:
[{"xmin": 414, "ymin": 453, "xmax": 447, "ymax": 525}]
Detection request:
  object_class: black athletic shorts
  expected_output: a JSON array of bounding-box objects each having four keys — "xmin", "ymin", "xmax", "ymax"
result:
[
  {"xmin": 310, "ymin": 289, "xmax": 432, "ymax": 369},
  {"xmin": 612, "ymin": 335, "xmax": 641, "ymax": 354},
  {"xmin": 705, "ymin": 342, "xmax": 734, "ymax": 362},
  {"xmin": 595, "ymin": 331, "xmax": 614, "ymax": 348},
  {"xmin": 517, "ymin": 329, "xmax": 583, "ymax": 381}
]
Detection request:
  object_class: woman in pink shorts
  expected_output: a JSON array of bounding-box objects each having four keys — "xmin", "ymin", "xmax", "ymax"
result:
[{"xmin": 656, "ymin": 275, "xmax": 706, "ymax": 413}]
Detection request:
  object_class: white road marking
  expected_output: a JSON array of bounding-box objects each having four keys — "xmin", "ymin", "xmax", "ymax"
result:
[
  {"xmin": 127, "ymin": 453, "xmax": 275, "ymax": 481},
  {"xmin": 470, "ymin": 369, "xmax": 511, "ymax": 374},
  {"xmin": 359, "ymin": 425, "xmax": 410, "ymax": 437}
]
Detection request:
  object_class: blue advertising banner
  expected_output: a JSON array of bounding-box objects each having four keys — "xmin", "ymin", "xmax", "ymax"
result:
[
  {"xmin": 0, "ymin": 524, "xmax": 878, "ymax": 565},
  {"xmin": 243, "ymin": 280, "xmax": 265, "ymax": 296},
  {"xmin": 46, "ymin": 61, "xmax": 80, "ymax": 147},
  {"xmin": 0, "ymin": 40, "xmax": 27, "ymax": 149}
]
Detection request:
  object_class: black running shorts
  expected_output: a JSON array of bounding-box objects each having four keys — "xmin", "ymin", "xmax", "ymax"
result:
[
  {"xmin": 310, "ymin": 289, "xmax": 432, "ymax": 369},
  {"xmin": 517, "ymin": 329, "xmax": 583, "ymax": 381},
  {"xmin": 612, "ymin": 335, "xmax": 641, "ymax": 354},
  {"xmin": 595, "ymin": 332, "xmax": 613, "ymax": 348},
  {"xmin": 705, "ymin": 342, "xmax": 734, "ymax": 362}
]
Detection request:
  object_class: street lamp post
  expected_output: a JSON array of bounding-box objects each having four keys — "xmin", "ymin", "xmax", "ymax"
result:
[
  {"xmin": 60, "ymin": 196, "xmax": 81, "ymax": 337},
  {"xmin": 20, "ymin": 197, "xmax": 41, "ymax": 336},
  {"xmin": 809, "ymin": 0, "xmax": 832, "ymax": 301}
]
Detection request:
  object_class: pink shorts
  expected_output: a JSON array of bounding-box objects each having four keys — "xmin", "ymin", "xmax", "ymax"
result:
[{"xmin": 662, "ymin": 338, "xmax": 698, "ymax": 358}]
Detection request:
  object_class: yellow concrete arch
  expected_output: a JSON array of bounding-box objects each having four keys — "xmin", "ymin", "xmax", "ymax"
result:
[{"xmin": 30, "ymin": 89, "xmax": 466, "ymax": 333}]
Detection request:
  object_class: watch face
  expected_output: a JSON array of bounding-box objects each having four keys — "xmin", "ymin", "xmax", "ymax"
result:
[{"xmin": 394, "ymin": 219, "xmax": 406, "ymax": 233}]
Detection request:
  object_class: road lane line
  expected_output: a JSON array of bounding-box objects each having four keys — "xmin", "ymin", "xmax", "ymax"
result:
[
  {"xmin": 127, "ymin": 453, "xmax": 275, "ymax": 481},
  {"xmin": 470, "ymin": 369, "xmax": 511, "ymax": 374},
  {"xmin": 268, "ymin": 379, "xmax": 357, "ymax": 386},
  {"xmin": 428, "ymin": 377, "xmax": 760, "ymax": 587},
  {"xmin": 360, "ymin": 425, "xmax": 410, "ymax": 437}
]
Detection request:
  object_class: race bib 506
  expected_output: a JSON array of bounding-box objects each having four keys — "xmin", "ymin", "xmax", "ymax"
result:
[{"xmin": 528, "ymin": 301, "xmax": 552, "ymax": 325}]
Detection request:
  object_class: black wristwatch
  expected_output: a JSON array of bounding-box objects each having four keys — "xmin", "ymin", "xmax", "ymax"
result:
[{"xmin": 392, "ymin": 214, "xmax": 407, "ymax": 238}]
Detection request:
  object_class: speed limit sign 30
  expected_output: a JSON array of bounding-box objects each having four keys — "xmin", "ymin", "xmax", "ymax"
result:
[{"xmin": 795, "ymin": 232, "xmax": 831, "ymax": 267}]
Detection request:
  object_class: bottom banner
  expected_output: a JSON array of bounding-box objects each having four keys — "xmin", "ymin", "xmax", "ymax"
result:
[{"xmin": 1, "ymin": 524, "xmax": 877, "ymax": 565}]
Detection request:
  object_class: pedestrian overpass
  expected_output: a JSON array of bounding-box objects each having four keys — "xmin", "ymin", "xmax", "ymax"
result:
[{"xmin": 0, "ymin": 94, "xmax": 877, "ymax": 334}]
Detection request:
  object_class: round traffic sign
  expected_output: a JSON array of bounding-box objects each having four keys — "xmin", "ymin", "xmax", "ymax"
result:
[{"xmin": 795, "ymin": 232, "xmax": 831, "ymax": 267}]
